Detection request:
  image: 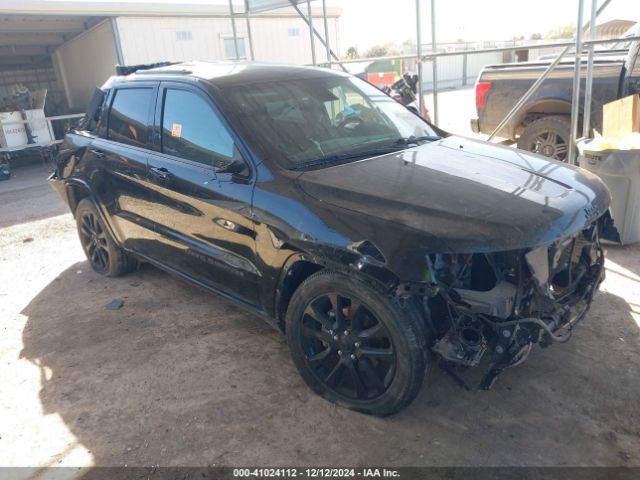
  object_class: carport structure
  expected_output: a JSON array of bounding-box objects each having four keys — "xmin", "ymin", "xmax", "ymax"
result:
[
  {"xmin": 0, "ymin": 15, "xmax": 106, "ymax": 71},
  {"xmin": 0, "ymin": 12, "xmax": 108, "ymax": 114},
  {"xmin": 0, "ymin": 0, "xmax": 341, "ymax": 114}
]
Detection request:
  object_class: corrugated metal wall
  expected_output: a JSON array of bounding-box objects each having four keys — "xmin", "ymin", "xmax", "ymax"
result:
[
  {"xmin": 115, "ymin": 15, "xmax": 339, "ymax": 66},
  {"xmin": 417, "ymin": 51, "xmax": 504, "ymax": 90},
  {"xmin": 53, "ymin": 20, "xmax": 118, "ymax": 111}
]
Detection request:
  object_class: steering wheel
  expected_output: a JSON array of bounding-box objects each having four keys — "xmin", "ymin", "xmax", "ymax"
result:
[{"xmin": 337, "ymin": 115, "xmax": 364, "ymax": 132}]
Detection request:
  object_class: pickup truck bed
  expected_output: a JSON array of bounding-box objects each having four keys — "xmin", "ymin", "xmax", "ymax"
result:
[{"xmin": 471, "ymin": 34, "xmax": 640, "ymax": 161}]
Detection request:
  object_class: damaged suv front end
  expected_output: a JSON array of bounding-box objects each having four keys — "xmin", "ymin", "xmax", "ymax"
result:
[
  {"xmin": 297, "ymin": 133, "xmax": 615, "ymax": 393},
  {"xmin": 405, "ymin": 217, "xmax": 608, "ymax": 389}
]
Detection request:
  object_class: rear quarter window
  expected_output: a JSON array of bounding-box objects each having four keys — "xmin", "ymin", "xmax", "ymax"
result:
[{"xmin": 108, "ymin": 88, "xmax": 153, "ymax": 148}]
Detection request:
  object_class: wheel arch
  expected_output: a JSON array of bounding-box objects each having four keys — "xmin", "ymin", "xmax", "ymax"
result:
[
  {"xmin": 65, "ymin": 178, "xmax": 124, "ymax": 250},
  {"xmin": 516, "ymin": 98, "xmax": 577, "ymax": 132},
  {"xmin": 66, "ymin": 180, "xmax": 93, "ymax": 216},
  {"xmin": 273, "ymin": 251, "xmax": 402, "ymax": 331}
]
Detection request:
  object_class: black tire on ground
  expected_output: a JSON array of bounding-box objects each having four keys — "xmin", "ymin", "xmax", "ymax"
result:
[
  {"xmin": 285, "ymin": 270, "xmax": 429, "ymax": 416},
  {"xmin": 75, "ymin": 198, "xmax": 138, "ymax": 277},
  {"xmin": 517, "ymin": 115, "xmax": 572, "ymax": 161}
]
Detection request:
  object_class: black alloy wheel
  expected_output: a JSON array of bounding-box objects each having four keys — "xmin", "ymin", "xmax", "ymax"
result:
[
  {"xmin": 75, "ymin": 198, "xmax": 138, "ymax": 277},
  {"xmin": 79, "ymin": 209, "xmax": 110, "ymax": 273},
  {"xmin": 300, "ymin": 293, "xmax": 396, "ymax": 400},
  {"xmin": 286, "ymin": 270, "xmax": 428, "ymax": 416}
]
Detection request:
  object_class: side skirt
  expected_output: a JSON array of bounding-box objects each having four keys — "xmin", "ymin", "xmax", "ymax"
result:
[{"xmin": 132, "ymin": 252, "xmax": 281, "ymax": 333}]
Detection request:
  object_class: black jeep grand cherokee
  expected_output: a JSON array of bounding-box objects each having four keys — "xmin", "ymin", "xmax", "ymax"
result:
[{"xmin": 50, "ymin": 62, "xmax": 611, "ymax": 415}]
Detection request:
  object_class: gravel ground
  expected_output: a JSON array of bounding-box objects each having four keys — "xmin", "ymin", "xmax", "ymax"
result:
[{"xmin": 0, "ymin": 110, "xmax": 639, "ymax": 471}]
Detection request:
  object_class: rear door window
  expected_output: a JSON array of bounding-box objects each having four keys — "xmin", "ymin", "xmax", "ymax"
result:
[
  {"xmin": 161, "ymin": 88, "xmax": 235, "ymax": 168},
  {"xmin": 108, "ymin": 88, "xmax": 153, "ymax": 148}
]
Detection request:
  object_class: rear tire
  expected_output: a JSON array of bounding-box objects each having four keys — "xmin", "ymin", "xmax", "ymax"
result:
[
  {"xmin": 285, "ymin": 270, "xmax": 428, "ymax": 416},
  {"xmin": 517, "ymin": 115, "xmax": 571, "ymax": 161},
  {"xmin": 75, "ymin": 198, "xmax": 138, "ymax": 277}
]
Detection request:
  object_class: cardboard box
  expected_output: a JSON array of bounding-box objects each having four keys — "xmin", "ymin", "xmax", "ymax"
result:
[{"xmin": 603, "ymin": 94, "xmax": 640, "ymax": 139}]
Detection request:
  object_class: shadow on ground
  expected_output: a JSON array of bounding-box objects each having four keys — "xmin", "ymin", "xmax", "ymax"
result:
[{"xmin": 19, "ymin": 260, "xmax": 640, "ymax": 468}]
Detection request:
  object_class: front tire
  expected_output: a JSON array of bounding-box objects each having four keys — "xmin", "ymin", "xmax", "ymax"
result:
[
  {"xmin": 75, "ymin": 198, "xmax": 138, "ymax": 277},
  {"xmin": 285, "ymin": 270, "xmax": 428, "ymax": 416}
]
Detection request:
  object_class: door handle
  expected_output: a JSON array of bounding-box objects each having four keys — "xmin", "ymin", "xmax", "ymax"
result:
[
  {"xmin": 90, "ymin": 149, "xmax": 104, "ymax": 158},
  {"xmin": 150, "ymin": 166, "xmax": 171, "ymax": 179}
]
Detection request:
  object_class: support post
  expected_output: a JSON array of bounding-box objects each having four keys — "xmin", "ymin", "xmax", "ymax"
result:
[
  {"xmin": 307, "ymin": 0, "xmax": 316, "ymax": 65},
  {"xmin": 322, "ymin": 0, "xmax": 331, "ymax": 65},
  {"xmin": 416, "ymin": 0, "xmax": 424, "ymax": 115},
  {"xmin": 228, "ymin": 0, "xmax": 240, "ymax": 60},
  {"xmin": 290, "ymin": 2, "xmax": 347, "ymax": 71},
  {"xmin": 244, "ymin": 0, "xmax": 255, "ymax": 61},
  {"xmin": 568, "ymin": 0, "xmax": 585, "ymax": 164},
  {"xmin": 110, "ymin": 18, "xmax": 124, "ymax": 65},
  {"xmin": 582, "ymin": 0, "xmax": 598, "ymax": 138},
  {"xmin": 430, "ymin": 0, "xmax": 438, "ymax": 124},
  {"xmin": 462, "ymin": 51, "xmax": 468, "ymax": 86},
  {"xmin": 583, "ymin": 0, "xmax": 612, "ymax": 33}
]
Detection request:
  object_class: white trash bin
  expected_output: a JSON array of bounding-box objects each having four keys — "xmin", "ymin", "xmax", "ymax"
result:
[{"xmin": 578, "ymin": 140, "xmax": 640, "ymax": 245}]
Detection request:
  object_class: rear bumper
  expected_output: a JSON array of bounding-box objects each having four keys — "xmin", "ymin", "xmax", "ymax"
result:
[{"xmin": 470, "ymin": 118, "xmax": 480, "ymax": 133}]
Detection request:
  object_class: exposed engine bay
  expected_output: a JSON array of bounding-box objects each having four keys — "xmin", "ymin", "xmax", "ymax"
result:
[{"xmin": 399, "ymin": 216, "xmax": 606, "ymax": 390}]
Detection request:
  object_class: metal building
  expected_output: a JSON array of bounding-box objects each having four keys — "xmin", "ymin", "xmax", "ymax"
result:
[{"xmin": 0, "ymin": 1, "xmax": 342, "ymax": 113}]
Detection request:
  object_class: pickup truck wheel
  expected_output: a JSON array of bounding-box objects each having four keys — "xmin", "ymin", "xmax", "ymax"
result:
[
  {"xmin": 75, "ymin": 198, "xmax": 138, "ymax": 277},
  {"xmin": 517, "ymin": 116, "xmax": 571, "ymax": 161},
  {"xmin": 285, "ymin": 270, "xmax": 428, "ymax": 416}
]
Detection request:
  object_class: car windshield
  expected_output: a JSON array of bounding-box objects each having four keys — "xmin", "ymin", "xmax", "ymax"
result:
[{"xmin": 220, "ymin": 74, "xmax": 440, "ymax": 170}]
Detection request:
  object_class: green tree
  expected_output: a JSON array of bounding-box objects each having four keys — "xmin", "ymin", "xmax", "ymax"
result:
[
  {"xmin": 364, "ymin": 44, "xmax": 400, "ymax": 58},
  {"xmin": 530, "ymin": 32, "xmax": 543, "ymax": 40},
  {"xmin": 344, "ymin": 46, "xmax": 359, "ymax": 60},
  {"xmin": 545, "ymin": 24, "xmax": 577, "ymax": 39}
]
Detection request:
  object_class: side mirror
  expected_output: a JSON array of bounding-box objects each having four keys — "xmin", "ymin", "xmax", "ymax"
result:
[{"xmin": 215, "ymin": 157, "xmax": 248, "ymax": 176}]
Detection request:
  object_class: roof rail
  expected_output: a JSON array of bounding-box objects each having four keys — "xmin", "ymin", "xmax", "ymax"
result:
[
  {"xmin": 115, "ymin": 61, "xmax": 180, "ymax": 76},
  {"xmin": 134, "ymin": 68, "xmax": 193, "ymax": 76}
]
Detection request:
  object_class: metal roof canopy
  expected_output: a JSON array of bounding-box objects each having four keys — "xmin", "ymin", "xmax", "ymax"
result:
[
  {"xmin": 0, "ymin": 1, "xmax": 341, "ymax": 70},
  {"xmin": 248, "ymin": 0, "xmax": 306, "ymax": 13},
  {"xmin": 0, "ymin": 15, "xmax": 107, "ymax": 69},
  {"xmin": 226, "ymin": 0, "xmax": 342, "ymax": 67}
]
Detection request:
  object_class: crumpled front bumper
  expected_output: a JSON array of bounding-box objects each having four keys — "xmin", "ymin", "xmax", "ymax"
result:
[{"xmin": 428, "ymin": 216, "xmax": 607, "ymax": 390}]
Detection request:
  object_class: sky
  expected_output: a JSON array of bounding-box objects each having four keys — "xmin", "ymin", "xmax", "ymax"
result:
[
  {"xmin": 23, "ymin": 0, "xmax": 640, "ymax": 51},
  {"xmin": 331, "ymin": 0, "xmax": 640, "ymax": 51}
]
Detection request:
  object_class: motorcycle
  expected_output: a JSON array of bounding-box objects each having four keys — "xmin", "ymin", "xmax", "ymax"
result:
[{"xmin": 382, "ymin": 73, "xmax": 431, "ymax": 122}]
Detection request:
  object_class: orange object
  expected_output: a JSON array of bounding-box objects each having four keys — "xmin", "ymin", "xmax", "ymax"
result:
[{"xmin": 367, "ymin": 72, "xmax": 396, "ymax": 89}]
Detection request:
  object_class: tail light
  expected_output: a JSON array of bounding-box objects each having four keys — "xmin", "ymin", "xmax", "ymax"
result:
[{"xmin": 475, "ymin": 81, "xmax": 492, "ymax": 110}]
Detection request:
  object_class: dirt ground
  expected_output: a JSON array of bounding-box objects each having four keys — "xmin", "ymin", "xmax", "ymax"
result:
[{"xmin": 1, "ymin": 157, "xmax": 639, "ymax": 470}]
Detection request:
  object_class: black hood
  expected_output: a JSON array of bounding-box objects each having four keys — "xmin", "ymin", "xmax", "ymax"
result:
[{"xmin": 297, "ymin": 136, "xmax": 611, "ymax": 254}]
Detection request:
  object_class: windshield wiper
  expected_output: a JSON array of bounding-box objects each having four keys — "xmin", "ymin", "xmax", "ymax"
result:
[
  {"xmin": 292, "ymin": 146, "xmax": 404, "ymax": 171},
  {"xmin": 393, "ymin": 135, "xmax": 441, "ymax": 146}
]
